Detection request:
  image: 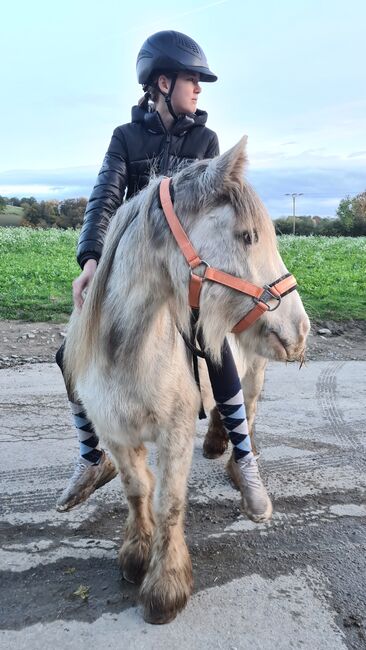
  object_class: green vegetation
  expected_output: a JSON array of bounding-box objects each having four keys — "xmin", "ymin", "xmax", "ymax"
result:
[
  {"xmin": 0, "ymin": 228, "xmax": 79, "ymax": 321},
  {"xmin": 279, "ymin": 236, "xmax": 366, "ymax": 320},
  {"xmin": 0, "ymin": 196, "xmax": 86, "ymax": 229},
  {"xmin": 0, "ymin": 228, "xmax": 365, "ymax": 322},
  {"xmin": 274, "ymin": 189, "xmax": 366, "ymax": 237}
]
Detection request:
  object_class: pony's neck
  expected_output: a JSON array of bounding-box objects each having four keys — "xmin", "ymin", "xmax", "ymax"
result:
[{"xmin": 103, "ymin": 219, "xmax": 173, "ymax": 360}]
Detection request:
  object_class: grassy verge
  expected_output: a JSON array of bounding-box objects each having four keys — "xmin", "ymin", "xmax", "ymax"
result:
[
  {"xmin": 0, "ymin": 228, "xmax": 79, "ymax": 321},
  {"xmin": 0, "ymin": 228, "xmax": 365, "ymax": 321},
  {"xmin": 278, "ymin": 236, "xmax": 366, "ymax": 320}
]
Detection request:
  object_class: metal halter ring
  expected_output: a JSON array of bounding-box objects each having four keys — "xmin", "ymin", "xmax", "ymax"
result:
[
  {"xmin": 190, "ymin": 260, "xmax": 211, "ymax": 279},
  {"xmin": 255, "ymin": 285, "xmax": 282, "ymax": 312}
]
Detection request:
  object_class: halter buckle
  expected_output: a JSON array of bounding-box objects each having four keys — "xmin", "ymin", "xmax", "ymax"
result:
[{"xmin": 254, "ymin": 285, "xmax": 282, "ymax": 312}]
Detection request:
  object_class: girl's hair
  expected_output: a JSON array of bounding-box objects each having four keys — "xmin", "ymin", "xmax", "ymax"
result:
[
  {"xmin": 137, "ymin": 87, "xmax": 156, "ymax": 111},
  {"xmin": 137, "ymin": 73, "xmax": 173, "ymax": 111}
]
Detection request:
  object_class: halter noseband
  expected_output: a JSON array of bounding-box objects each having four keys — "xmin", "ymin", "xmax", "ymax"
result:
[{"xmin": 159, "ymin": 177, "xmax": 297, "ymax": 333}]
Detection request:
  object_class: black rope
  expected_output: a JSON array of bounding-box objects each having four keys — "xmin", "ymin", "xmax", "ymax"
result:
[
  {"xmin": 178, "ymin": 311, "xmax": 207, "ymax": 419},
  {"xmin": 179, "ymin": 330, "xmax": 206, "ymax": 358}
]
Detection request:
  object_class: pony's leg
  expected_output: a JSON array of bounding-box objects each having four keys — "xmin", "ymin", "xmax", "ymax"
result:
[
  {"xmin": 139, "ymin": 422, "xmax": 195, "ymax": 625},
  {"xmin": 242, "ymin": 355, "xmax": 267, "ymax": 456},
  {"xmin": 108, "ymin": 442, "xmax": 155, "ymax": 584},
  {"xmin": 202, "ymin": 406, "xmax": 229, "ymax": 458}
]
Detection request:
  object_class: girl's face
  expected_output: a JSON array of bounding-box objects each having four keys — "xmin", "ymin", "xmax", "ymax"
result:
[{"xmin": 159, "ymin": 72, "xmax": 202, "ymax": 114}]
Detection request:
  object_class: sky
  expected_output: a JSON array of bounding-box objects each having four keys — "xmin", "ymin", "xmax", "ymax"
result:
[{"xmin": 1, "ymin": 0, "xmax": 365, "ymax": 217}]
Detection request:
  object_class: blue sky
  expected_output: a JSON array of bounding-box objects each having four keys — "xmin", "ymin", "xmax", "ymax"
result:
[{"xmin": 1, "ymin": 0, "xmax": 365, "ymax": 216}]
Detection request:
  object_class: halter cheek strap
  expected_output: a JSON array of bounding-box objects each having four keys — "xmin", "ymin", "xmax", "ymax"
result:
[{"xmin": 159, "ymin": 177, "xmax": 297, "ymax": 333}]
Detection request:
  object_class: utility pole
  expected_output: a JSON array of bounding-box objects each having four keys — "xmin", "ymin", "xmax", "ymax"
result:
[{"xmin": 285, "ymin": 193, "xmax": 304, "ymax": 235}]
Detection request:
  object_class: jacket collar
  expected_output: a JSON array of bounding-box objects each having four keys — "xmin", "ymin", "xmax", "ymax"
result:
[{"xmin": 131, "ymin": 105, "xmax": 208, "ymax": 136}]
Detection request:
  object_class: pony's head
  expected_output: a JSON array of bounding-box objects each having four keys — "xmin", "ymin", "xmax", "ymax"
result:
[{"xmin": 159, "ymin": 137, "xmax": 310, "ymax": 362}]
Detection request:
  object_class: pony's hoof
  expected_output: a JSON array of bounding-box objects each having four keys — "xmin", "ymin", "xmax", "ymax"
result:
[
  {"xmin": 202, "ymin": 407, "xmax": 229, "ymax": 459},
  {"xmin": 140, "ymin": 558, "xmax": 193, "ymax": 625},
  {"xmin": 143, "ymin": 604, "xmax": 179, "ymax": 625},
  {"xmin": 202, "ymin": 434, "xmax": 229, "ymax": 459},
  {"xmin": 122, "ymin": 566, "xmax": 144, "ymax": 585},
  {"xmin": 118, "ymin": 538, "xmax": 152, "ymax": 585}
]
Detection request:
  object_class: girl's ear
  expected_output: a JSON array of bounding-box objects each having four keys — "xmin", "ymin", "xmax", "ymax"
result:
[{"xmin": 157, "ymin": 74, "xmax": 170, "ymax": 94}]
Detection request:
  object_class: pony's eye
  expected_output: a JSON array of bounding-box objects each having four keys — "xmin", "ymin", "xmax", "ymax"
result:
[{"xmin": 236, "ymin": 230, "xmax": 258, "ymax": 246}]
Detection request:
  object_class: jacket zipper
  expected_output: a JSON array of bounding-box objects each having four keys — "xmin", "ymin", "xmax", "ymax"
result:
[{"xmin": 161, "ymin": 133, "xmax": 171, "ymax": 175}]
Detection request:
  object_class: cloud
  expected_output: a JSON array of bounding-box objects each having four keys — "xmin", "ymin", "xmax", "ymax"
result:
[
  {"xmin": 0, "ymin": 167, "xmax": 98, "ymax": 199},
  {"xmin": 249, "ymin": 148, "xmax": 365, "ymax": 171},
  {"xmin": 247, "ymin": 166, "xmax": 365, "ymax": 216},
  {"xmin": 0, "ymin": 166, "xmax": 98, "ymax": 185},
  {"xmin": 347, "ymin": 151, "xmax": 366, "ymax": 159},
  {"xmin": 1, "ymin": 161, "xmax": 365, "ymax": 217}
]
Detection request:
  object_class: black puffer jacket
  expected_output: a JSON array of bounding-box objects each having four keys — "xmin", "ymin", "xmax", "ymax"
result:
[{"xmin": 77, "ymin": 105, "xmax": 219, "ymax": 268}]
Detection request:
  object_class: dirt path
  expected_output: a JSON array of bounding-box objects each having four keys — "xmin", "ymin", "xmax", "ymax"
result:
[
  {"xmin": 1, "ymin": 360, "xmax": 365, "ymax": 648},
  {"xmin": 0, "ymin": 319, "xmax": 365, "ymax": 369}
]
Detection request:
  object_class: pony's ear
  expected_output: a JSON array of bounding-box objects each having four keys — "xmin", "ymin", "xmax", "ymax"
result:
[{"xmin": 205, "ymin": 136, "xmax": 248, "ymax": 191}]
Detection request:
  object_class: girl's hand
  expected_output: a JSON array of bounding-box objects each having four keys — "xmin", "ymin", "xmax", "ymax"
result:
[{"xmin": 72, "ymin": 259, "xmax": 97, "ymax": 310}]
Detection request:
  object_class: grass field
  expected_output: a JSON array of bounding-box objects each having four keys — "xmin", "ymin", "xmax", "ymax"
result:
[
  {"xmin": 278, "ymin": 236, "xmax": 366, "ymax": 320},
  {"xmin": 0, "ymin": 228, "xmax": 79, "ymax": 321},
  {"xmin": 0, "ymin": 227, "xmax": 365, "ymax": 321}
]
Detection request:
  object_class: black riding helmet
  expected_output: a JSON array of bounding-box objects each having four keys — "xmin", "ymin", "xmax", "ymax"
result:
[
  {"xmin": 136, "ymin": 30, "xmax": 217, "ymax": 120},
  {"xmin": 137, "ymin": 30, "xmax": 218, "ymax": 85}
]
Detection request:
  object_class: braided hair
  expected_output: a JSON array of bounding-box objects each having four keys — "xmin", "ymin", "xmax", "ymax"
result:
[{"xmin": 138, "ymin": 75, "xmax": 173, "ymax": 111}]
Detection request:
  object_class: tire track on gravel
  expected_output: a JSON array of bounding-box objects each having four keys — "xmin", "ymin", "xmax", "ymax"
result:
[{"xmin": 317, "ymin": 361, "xmax": 366, "ymax": 469}]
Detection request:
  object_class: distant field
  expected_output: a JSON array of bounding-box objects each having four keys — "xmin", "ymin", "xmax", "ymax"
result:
[
  {"xmin": 0, "ymin": 228, "xmax": 365, "ymax": 321},
  {"xmin": 0, "ymin": 205, "xmax": 24, "ymax": 227}
]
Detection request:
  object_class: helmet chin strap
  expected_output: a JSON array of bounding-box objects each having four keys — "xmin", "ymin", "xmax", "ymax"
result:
[{"xmin": 158, "ymin": 73, "xmax": 178, "ymax": 121}]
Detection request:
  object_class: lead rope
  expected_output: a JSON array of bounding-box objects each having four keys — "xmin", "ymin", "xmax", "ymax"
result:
[
  {"xmin": 178, "ymin": 311, "xmax": 207, "ymax": 419},
  {"xmin": 190, "ymin": 310, "xmax": 207, "ymax": 419}
]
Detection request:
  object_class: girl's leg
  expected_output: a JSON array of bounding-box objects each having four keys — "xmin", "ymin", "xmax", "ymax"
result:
[
  {"xmin": 55, "ymin": 342, "xmax": 117, "ymax": 512},
  {"xmin": 55, "ymin": 342, "xmax": 102, "ymax": 464},
  {"xmin": 203, "ymin": 338, "xmax": 252, "ymax": 462},
  {"xmin": 199, "ymin": 335, "xmax": 272, "ymax": 523}
]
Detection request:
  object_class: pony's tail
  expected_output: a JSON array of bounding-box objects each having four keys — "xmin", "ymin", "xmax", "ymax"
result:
[{"xmin": 64, "ymin": 203, "xmax": 138, "ymax": 387}]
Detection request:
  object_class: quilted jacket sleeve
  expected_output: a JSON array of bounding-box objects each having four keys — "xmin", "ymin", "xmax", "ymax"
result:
[
  {"xmin": 76, "ymin": 127, "xmax": 129, "ymax": 268},
  {"xmin": 204, "ymin": 131, "xmax": 220, "ymax": 159}
]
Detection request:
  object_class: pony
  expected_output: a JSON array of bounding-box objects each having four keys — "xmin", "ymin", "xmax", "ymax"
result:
[{"xmin": 64, "ymin": 137, "xmax": 310, "ymax": 624}]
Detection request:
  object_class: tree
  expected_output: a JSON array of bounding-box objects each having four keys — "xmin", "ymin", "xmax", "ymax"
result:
[
  {"xmin": 352, "ymin": 191, "xmax": 366, "ymax": 235},
  {"xmin": 0, "ymin": 196, "xmax": 6, "ymax": 213},
  {"xmin": 20, "ymin": 196, "xmax": 37, "ymax": 206},
  {"xmin": 337, "ymin": 191, "xmax": 366, "ymax": 236},
  {"xmin": 57, "ymin": 198, "xmax": 87, "ymax": 229},
  {"xmin": 8, "ymin": 197, "xmax": 21, "ymax": 207},
  {"xmin": 273, "ymin": 216, "xmax": 317, "ymax": 236},
  {"xmin": 22, "ymin": 200, "xmax": 58, "ymax": 227},
  {"xmin": 316, "ymin": 218, "xmax": 344, "ymax": 236},
  {"xmin": 273, "ymin": 217, "xmax": 294, "ymax": 235},
  {"xmin": 337, "ymin": 196, "xmax": 354, "ymax": 232}
]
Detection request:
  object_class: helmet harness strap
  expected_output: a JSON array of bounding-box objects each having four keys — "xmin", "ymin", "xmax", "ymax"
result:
[{"xmin": 158, "ymin": 73, "xmax": 178, "ymax": 121}]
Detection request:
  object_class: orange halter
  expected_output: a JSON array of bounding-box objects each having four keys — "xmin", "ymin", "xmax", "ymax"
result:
[{"xmin": 159, "ymin": 177, "xmax": 297, "ymax": 333}]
